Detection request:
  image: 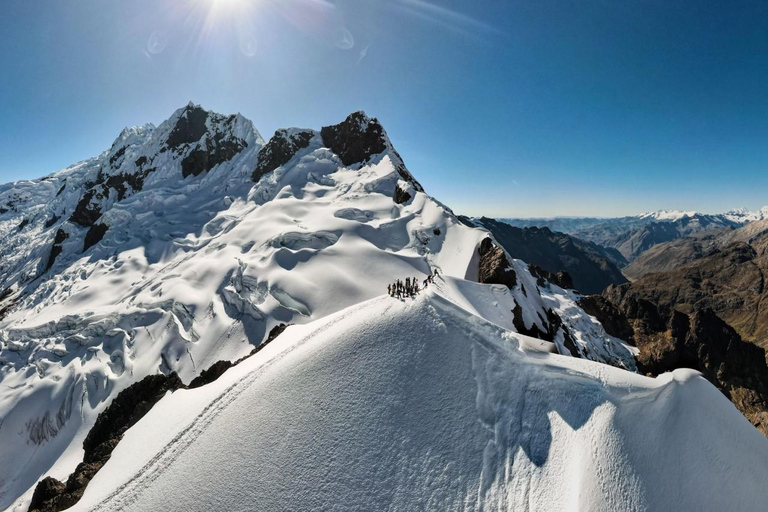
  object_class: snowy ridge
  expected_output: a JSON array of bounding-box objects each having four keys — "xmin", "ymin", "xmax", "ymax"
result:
[
  {"xmin": 55, "ymin": 282, "xmax": 768, "ymax": 512},
  {"xmin": 0, "ymin": 105, "xmax": 638, "ymax": 509}
]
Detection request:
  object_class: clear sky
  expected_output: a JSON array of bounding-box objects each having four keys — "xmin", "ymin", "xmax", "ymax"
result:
[{"xmin": 1, "ymin": 0, "xmax": 767, "ymax": 217}]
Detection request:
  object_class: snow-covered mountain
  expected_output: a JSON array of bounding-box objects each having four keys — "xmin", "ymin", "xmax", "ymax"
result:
[
  {"xmin": 64, "ymin": 282, "xmax": 768, "ymax": 512},
  {"xmin": 0, "ymin": 104, "xmax": 647, "ymax": 511}
]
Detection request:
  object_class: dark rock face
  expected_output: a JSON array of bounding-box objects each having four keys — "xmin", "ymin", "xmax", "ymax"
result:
[
  {"xmin": 253, "ymin": 129, "xmax": 314, "ymax": 182},
  {"xmin": 46, "ymin": 228, "xmax": 69, "ymax": 271},
  {"xmin": 83, "ymin": 373, "xmax": 183, "ymax": 459},
  {"xmin": 528, "ymin": 264, "xmax": 573, "ymax": 290},
  {"xmin": 18, "ymin": 218, "xmax": 29, "ymax": 231},
  {"xmin": 70, "ymin": 167, "xmax": 153, "ymax": 228},
  {"xmin": 600, "ymin": 283, "xmax": 768, "ymax": 435},
  {"xmin": 321, "ymin": 111, "xmax": 388, "ymax": 167},
  {"xmin": 162, "ymin": 106, "xmax": 247, "ymax": 178},
  {"xmin": 181, "ymin": 135, "xmax": 246, "ymax": 178},
  {"xmin": 108, "ymin": 145, "xmax": 127, "ymax": 166},
  {"xmin": 28, "ymin": 477, "xmax": 70, "ymax": 512},
  {"xmin": 393, "ymin": 185, "xmax": 412, "ymax": 205},
  {"xmin": 321, "ymin": 112, "xmax": 424, "ymax": 193},
  {"xmin": 28, "ymin": 373, "xmax": 185, "ymax": 512},
  {"xmin": 577, "ymin": 295, "xmax": 634, "ymax": 342},
  {"xmin": 83, "ymin": 223, "xmax": 108, "ymax": 252},
  {"xmin": 477, "ymin": 237, "xmax": 517, "ymax": 288},
  {"xmin": 70, "ymin": 188, "xmax": 103, "ymax": 228},
  {"xmin": 479, "ymin": 218, "xmax": 626, "ymax": 295},
  {"xmin": 166, "ymin": 105, "xmax": 209, "ymax": 149},
  {"xmin": 44, "ymin": 215, "xmax": 60, "ymax": 228}
]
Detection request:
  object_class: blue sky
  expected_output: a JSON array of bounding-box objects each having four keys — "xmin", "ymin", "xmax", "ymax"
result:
[{"xmin": 1, "ymin": 0, "xmax": 767, "ymax": 217}]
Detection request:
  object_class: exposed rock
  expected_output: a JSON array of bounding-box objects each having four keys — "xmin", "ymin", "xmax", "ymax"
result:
[
  {"xmin": 478, "ymin": 217, "xmax": 626, "ymax": 294},
  {"xmin": 601, "ymin": 284, "xmax": 768, "ymax": 435},
  {"xmin": 528, "ymin": 264, "xmax": 573, "ymax": 290},
  {"xmin": 108, "ymin": 145, "xmax": 127, "ymax": 166},
  {"xmin": 83, "ymin": 372, "xmax": 184, "ymax": 460},
  {"xmin": 253, "ymin": 129, "xmax": 314, "ymax": 182},
  {"xmin": 46, "ymin": 228, "xmax": 69, "ymax": 271},
  {"xmin": 477, "ymin": 237, "xmax": 516, "ymax": 288},
  {"xmin": 70, "ymin": 188, "xmax": 103, "ymax": 227},
  {"xmin": 578, "ymin": 295, "xmax": 634, "ymax": 342},
  {"xmin": 28, "ymin": 372, "xmax": 185, "ymax": 512},
  {"xmin": 393, "ymin": 184, "xmax": 411, "ymax": 205},
  {"xmin": 320, "ymin": 111, "xmax": 388, "ymax": 167},
  {"xmin": 69, "ymin": 168, "xmax": 153, "ymax": 229},
  {"xmin": 181, "ymin": 135, "xmax": 246, "ymax": 178},
  {"xmin": 165, "ymin": 105, "xmax": 209, "ymax": 149},
  {"xmin": 44, "ymin": 215, "xmax": 60, "ymax": 228},
  {"xmin": 83, "ymin": 223, "xmax": 108, "ymax": 252},
  {"xmin": 28, "ymin": 477, "xmax": 68, "ymax": 512}
]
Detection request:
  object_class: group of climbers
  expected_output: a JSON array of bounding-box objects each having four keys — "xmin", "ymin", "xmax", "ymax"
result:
[
  {"xmin": 388, "ymin": 277, "xmax": 419, "ymax": 298},
  {"xmin": 387, "ymin": 269, "xmax": 440, "ymax": 298}
]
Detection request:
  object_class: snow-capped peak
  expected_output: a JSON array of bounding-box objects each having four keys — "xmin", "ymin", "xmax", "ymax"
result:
[{"xmin": 637, "ymin": 209, "xmax": 699, "ymax": 221}]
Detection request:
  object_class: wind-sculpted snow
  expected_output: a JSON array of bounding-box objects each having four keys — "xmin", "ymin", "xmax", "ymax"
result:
[
  {"xmin": 2, "ymin": 105, "xmax": 637, "ymax": 510},
  {"xmin": 58, "ymin": 285, "xmax": 768, "ymax": 512}
]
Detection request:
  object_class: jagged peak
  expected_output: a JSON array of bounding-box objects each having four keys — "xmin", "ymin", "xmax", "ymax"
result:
[
  {"xmin": 156, "ymin": 102, "xmax": 263, "ymax": 151},
  {"xmin": 320, "ymin": 111, "xmax": 423, "ymax": 192}
]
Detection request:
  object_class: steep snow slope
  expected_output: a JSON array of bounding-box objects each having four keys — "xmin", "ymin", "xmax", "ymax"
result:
[
  {"xmin": 57, "ymin": 281, "xmax": 768, "ymax": 512},
  {"xmin": 0, "ymin": 105, "xmax": 633, "ymax": 509}
]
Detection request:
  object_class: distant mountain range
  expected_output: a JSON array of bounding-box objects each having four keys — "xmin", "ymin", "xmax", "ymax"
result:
[
  {"xmin": 473, "ymin": 217, "xmax": 627, "ymax": 295},
  {"xmin": 501, "ymin": 208, "xmax": 768, "ymax": 262}
]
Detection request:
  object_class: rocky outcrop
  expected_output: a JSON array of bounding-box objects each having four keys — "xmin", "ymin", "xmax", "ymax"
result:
[
  {"xmin": 161, "ymin": 105, "xmax": 249, "ymax": 178},
  {"xmin": 253, "ymin": 129, "xmax": 314, "ymax": 182},
  {"xmin": 598, "ymin": 282, "xmax": 768, "ymax": 435},
  {"xmin": 28, "ymin": 373, "xmax": 184, "ymax": 512},
  {"xmin": 180, "ymin": 134, "xmax": 246, "ymax": 178},
  {"xmin": 320, "ymin": 111, "xmax": 388, "ymax": 167},
  {"xmin": 478, "ymin": 218, "xmax": 626, "ymax": 294},
  {"xmin": 165, "ymin": 105, "xmax": 209, "ymax": 149},
  {"xmin": 188, "ymin": 323, "xmax": 289, "ymax": 389},
  {"xmin": 321, "ymin": 111, "xmax": 423, "ymax": 193},
  {"xmin": 577, "ymin": 295, "xmax": 634, "ymax": 342},
  {"xmin": 393, "ymin": 184, "xmax": 412, "ymax": 205},
  {"xmin": 528, "ymin": 264, "xmax": 573, "ymax": 290},
  {"xmin": 83, "ymin": 223, "xmax": 108, "ymax": 252},
  {"xmin": 477, "ymin": 237, "xmax": 516, "ymax": 288},
  {"xmin": 45, "ymin": 228, "xmax": 69, "ymax": 271}
]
